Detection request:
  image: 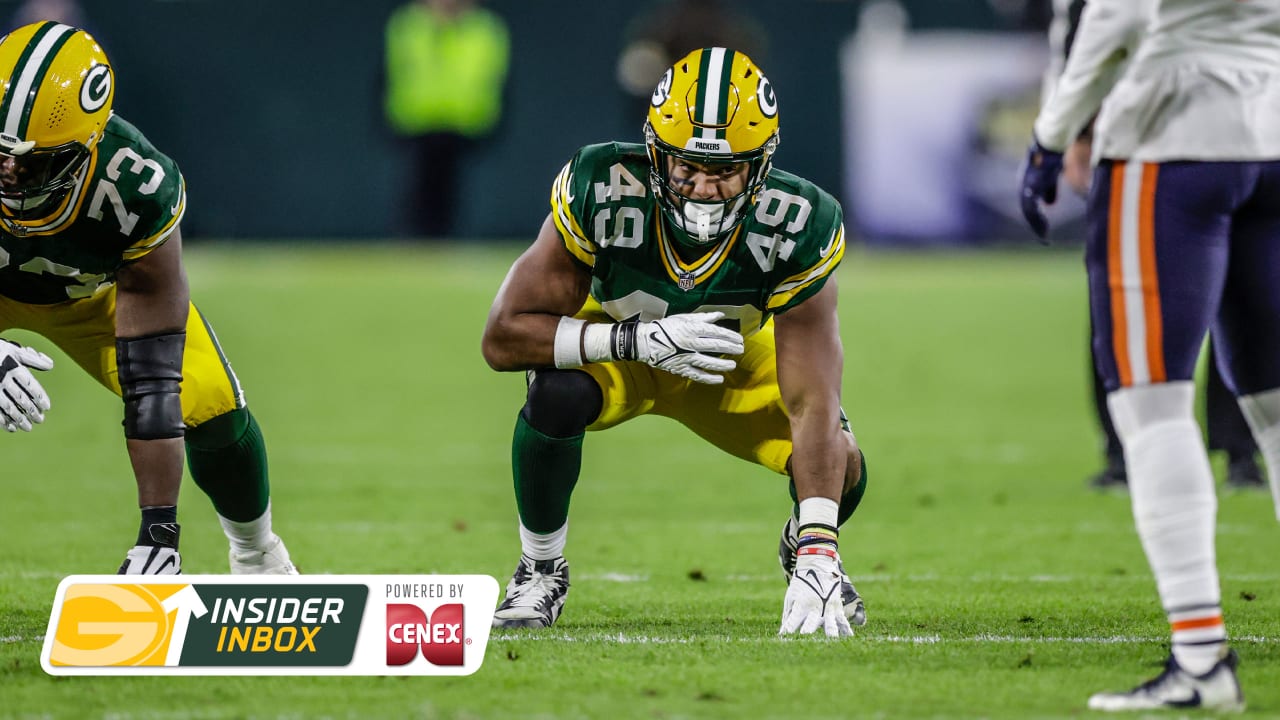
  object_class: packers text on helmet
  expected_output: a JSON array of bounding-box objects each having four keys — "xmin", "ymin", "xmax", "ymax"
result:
[{"xmin": 644, "ymin": 47, "xmax": 779, "ymax": 247}]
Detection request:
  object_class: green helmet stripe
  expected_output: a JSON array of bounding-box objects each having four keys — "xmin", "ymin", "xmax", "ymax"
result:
[
  {"xmin": 713, "ymin": 49, "xmax": 734, "ymax": 140},
  {"xmin": 695, "ymin": 47, "xmax": 735, "ymax": 142},
  {"xmin": 1, "ymin": 22, "xmax": 75, "ymax": 140},
  {"xmin": 0, "ymin": 22, "xmax": 56, "ymax": 135},
  {"xmin": 694, "ymin": 49, "xmax": 715, "ymax": 141}
]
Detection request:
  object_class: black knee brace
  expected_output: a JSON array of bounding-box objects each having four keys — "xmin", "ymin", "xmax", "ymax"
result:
[
  {"xmin": 521, "ymin": 369, "xmax": 602, "ymax": 438},
  {"xmin": 117, "ymin": 332, "xmax": 186, "ymax": 440}
]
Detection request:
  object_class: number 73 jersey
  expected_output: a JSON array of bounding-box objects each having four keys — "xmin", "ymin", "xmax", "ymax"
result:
[
  {"xmin": 0, "ymin": 114, "xmax": 185, "ymax": 304},
  {"xmin": 551, "ymin": 142, "xmax": 846, "ymax": 336}
]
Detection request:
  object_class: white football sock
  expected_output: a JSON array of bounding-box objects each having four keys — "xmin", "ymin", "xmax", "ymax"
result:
[
  {"xmin": 218, "ymin": 502, "xmax": 278, "ymax": 553},
  {"xmin": 1238, "ymin": 386, "xmax": 1280, "ymax": 521},
  {"xmin": 1109, "ymin": 383, "xmax": 1224, "ymax": 674},
  {"xmin": 519, "ymin": 522, "xmax": 568, "ymax": 561}
]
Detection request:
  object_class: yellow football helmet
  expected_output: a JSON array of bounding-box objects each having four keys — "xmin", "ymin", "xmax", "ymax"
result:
[
  {"xmin": 644, "ymin": 47, "xmax": 779, "ymax": 246},
  {"xmin": 0, "ymin": 22, "xmax": 113, "ymax": 216}
]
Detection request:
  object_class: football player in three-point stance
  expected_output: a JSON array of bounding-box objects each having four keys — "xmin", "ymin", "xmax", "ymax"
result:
[
  {"xmin": 482, "ymin": 47, "xmax": 868, "ymax": 636},
  {"xmin": 0, "ymin": 22, "xmax": 297, "ymax": 575}
]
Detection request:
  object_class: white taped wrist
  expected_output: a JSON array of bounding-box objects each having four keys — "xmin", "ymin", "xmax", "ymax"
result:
[
  {"xmin": 798, "ymin": 496, "xmax": 840, "ymax": 529},
  {"xmin": 553, "ymin": 317, "xmax": 586, "ymax": 368},
  {"xmin": 582, "ymin": 323, "xmax": 616, "ymax": 363}
]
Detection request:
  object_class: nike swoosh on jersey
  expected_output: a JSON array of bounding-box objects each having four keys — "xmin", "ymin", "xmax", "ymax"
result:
[{"xmin": 819, "ymin": 227, "xmax": 839, "ymax": 257}]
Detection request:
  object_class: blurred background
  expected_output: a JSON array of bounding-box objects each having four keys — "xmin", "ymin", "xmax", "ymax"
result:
[{"xmin": 1, "ymin": 0, "xmax": 1086, "ymax": 245}]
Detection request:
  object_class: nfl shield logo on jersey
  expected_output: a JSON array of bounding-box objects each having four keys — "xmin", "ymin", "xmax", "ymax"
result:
[{"xmin": 677, "ymin": 272, "xmax": 695, "ymax": 292}]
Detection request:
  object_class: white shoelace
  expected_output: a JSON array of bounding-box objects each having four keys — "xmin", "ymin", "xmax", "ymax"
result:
[{"xmin": 506, "ymin": 571, "xmax": 565, "ymax": 609}]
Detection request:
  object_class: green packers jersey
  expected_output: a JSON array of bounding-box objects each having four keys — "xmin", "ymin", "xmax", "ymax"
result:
[
  {"xmin": 551, "ymin": 142, "xmax": 845, "ymax": 336},
  {"xmin": 0, "ymin": 114, "xmax": 185, "ymax": 304}
]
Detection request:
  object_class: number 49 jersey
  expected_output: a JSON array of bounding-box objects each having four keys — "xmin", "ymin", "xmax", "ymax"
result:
[
  {"xmin": 0, "ymin": 114, "xmax": 185, "ymax": 305},
  {"xmin": 551, "ymin": 142, "xmax": 845, "ymax": 336}
]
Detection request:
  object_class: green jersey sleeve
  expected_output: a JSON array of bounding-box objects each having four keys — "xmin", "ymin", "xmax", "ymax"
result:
[
  {"xmin": 549, "ymin": 142, "xmax": 651, "ymax": 269},
  {"xmin": 91, "ymin": 116, "xmax": 186, "ymax": 263},
  {"xmin": 549, "ymin": 155, "xmax": 596, "ymax": 267},
  {"xmin": 761, "ymin": 175, "xmax": 847, "ymax": 315}
]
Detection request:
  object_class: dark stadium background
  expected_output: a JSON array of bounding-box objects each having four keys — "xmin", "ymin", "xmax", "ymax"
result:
[{"xmin": 5, "ymin": 0, "xmax": 1045, "ymax": 240}]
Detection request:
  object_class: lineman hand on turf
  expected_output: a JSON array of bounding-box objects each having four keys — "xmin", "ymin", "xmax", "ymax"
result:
[
  {"xmin": 0, "ymin": 338, "xmax": 53, "ymax": 432},
  {"xmin": 1018, "ymin": 135, "xmax": 1064, "ymax": 243},
  {"xmin": 627, "ymin": 312, "xmax": 744, "ymax": 385},
  {"xmin": 779, "ymin": 550, "xmax": 853, "ymax": 638}
]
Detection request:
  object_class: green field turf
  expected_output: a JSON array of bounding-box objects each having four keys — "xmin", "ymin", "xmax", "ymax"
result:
[{"xmin": 1, "ymin": 243, "xmax": 1276, "ymax": 719}]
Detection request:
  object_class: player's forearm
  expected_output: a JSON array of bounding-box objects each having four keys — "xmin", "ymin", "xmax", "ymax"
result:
[
  {"xmin": 481, "ymin": 311, "xmax": 562, "ymax": 371},
  {"xmin": 126, "ymin": 438, "xmax": 185, "ymax": 506},
  {"xmin": 788, "ymin": 410, "xmax": 846, "ymax": 503},
  {"xmin": 113, "ymin": 243, "xmax": 190, "ymax": 497}
]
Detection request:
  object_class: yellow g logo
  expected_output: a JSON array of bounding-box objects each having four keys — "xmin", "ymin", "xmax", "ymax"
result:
[{"xmin": 50, "ymin": 584, "xmax": 184, "ymax": 666}]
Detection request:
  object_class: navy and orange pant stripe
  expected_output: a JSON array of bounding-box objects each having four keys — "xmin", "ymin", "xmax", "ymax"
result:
[{"xmin": 1086, "ymin": 159, "xmax": 1280, "ymax": 396}]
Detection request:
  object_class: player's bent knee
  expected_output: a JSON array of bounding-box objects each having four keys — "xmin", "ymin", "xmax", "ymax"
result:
[
  {"xmin": 1107, "ymin": 382, "xmax": 1196, "ymax": 442},
  {"xmin": 523, "ymin": 369, "xmax": 602, "ymax": 438},
  {"xmin": 844, "ymin": 440, "xmax": 864, "ymax": 495}
]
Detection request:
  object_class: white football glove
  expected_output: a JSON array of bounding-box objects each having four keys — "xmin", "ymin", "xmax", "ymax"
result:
[
  {"xmin": 629, "ymin": 311, "xmax": 744, "ymax": 385},
  {"xmin": 779, "ymin": 550, "xmax": 854, "ymax": 638},
  {"xmin": 0, "ymin": 338, "xmax": 53, "ymax": 433}
]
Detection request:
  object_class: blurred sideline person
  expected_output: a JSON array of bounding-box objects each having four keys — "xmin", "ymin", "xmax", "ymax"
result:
[
  {"xmin": 1021, "ymin": 0, "xmax": 1280, "ymax": 710},
  {"xmin": 482, "ymin": 48, "xmax": 868, "ymax": 637},
  {"xmin": 0, "ymin": 23, "xmax": 296, "ymax": 575},
  {"xmin": 383, "ymin": 0, "xmax": 509, "ymax": 239},
  {"xmin": 615, "ymin": 0, "xmax": 768, "ymax": 121},
  {"xmin": 1045, "ymin": 0, "xmax": 1265, "ymax": 493},
  {"xmin": 6, "ymin": 0, "xmax": 87, "ymax": 31}
]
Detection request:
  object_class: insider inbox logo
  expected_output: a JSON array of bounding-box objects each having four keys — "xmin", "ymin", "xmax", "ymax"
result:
[
  {"xmin": 42, "ymin": 575, "xmax": 498, "ymax": 676},
  {"xmin": 386, "ymin": 603, "xmax": 466, "ymax": 666}
]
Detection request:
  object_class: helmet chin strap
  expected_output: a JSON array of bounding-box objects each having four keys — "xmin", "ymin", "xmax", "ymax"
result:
[
  {"xmin": 683, "ymin": 201, "xmax": 724, "ymax": 243},
  {"xmin": 694, "ymin": 211, "xmax": 711, "ymax": 242}
]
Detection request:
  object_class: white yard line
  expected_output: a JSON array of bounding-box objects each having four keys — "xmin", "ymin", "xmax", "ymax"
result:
[
  {"xmin": 7, "ymin": 631, "xmax": 1274, "ymax": 647},
  {"xmin": 719, "ymin": 572, "xmax": 1280, "ymax": 583},
  {"xmin": 580, "ymin": 573, "xmax": 650, "ymax": 582},
  {"xmin": 495, "ymin": 632, "xmax": 1277, "ymax": 645},
  {"xmin": 6, "ymin": 571, "xmax": 1278, "ymax": 583},
  {"xmin": 1, "ymin": 635, "xmax": 43, "ymax": 643}
]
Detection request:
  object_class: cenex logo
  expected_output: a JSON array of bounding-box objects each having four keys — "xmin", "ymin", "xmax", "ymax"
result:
[{"xmin": 386, "ymin": 603, "xmax": 466, "ymax": 666}]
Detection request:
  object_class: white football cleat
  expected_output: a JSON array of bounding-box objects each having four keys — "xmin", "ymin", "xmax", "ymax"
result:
[
  {"xmin": 229, "ymin": 534, "xmax": 298, "ymax": 575},
  {"xmin": 492, "ymin": 555, "xmax": 569, "ymax": 629},
  {"xmin": 1088, "ymin": 649, "xmax": 1245, "ymax": 712},
  {"xmin": 118, "ymin": 545, "xmax": 182, "ymax": 575}
]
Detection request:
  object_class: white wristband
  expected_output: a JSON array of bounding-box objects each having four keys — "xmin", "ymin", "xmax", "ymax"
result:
[{"xmin": 553, "ymin": 317, "xmax": 586, "ymax": 368}]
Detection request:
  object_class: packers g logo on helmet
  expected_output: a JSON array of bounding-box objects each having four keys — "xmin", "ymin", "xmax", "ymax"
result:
[
  {"xmin": 80, "ymin": 63, "xmax": 113, "ymax": 113},
  {"xmin": 0, "ymin": 21, "xmax": 114, "ymax": 221},
  {"xmin": 644, "ymin": 47, "xmax": 780, "ymax": 247},
  {"xmin": 757, "ymin": 77, "xmax": 777, "ymax": 118},
  {"xmin": 651, "ymin": 68, "xmax": 673, "ymax": 108}
]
